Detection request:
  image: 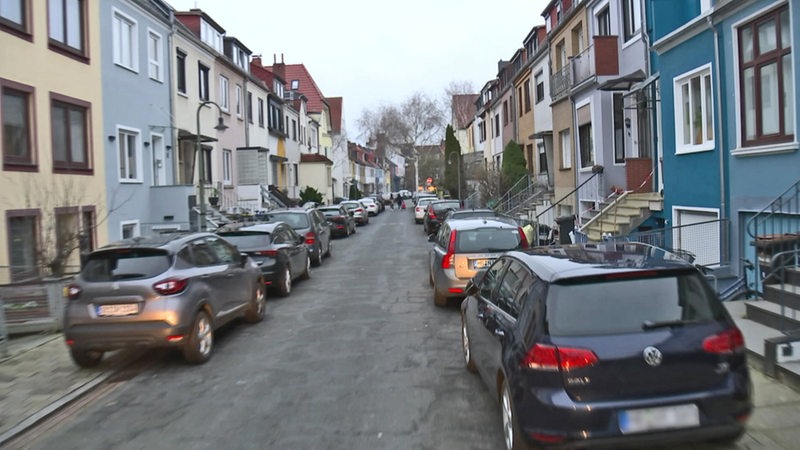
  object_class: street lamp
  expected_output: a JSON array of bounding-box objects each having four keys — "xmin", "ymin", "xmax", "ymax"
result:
[
  {"xmin": 196, "ymin": 100, "xmax": 228, "ymax": 231},
  {"xmin": 447, "ymin": 152, "xmax": 462, "ymax": 202}
]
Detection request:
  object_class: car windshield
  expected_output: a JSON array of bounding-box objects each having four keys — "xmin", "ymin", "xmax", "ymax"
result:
[
  {"xmin": 217, "ymin": 233, "xmax": 271, "ymax": 249},
  {"xmin": 545, "ymin": 272, "xmax": 726, "ymax": 337},
  {"xmin": 320, "ymin": 209, "xmax": 340, "ymax": 216},
  {"xmin": 432, "ymin": 202, "xmax": 460, "ymax": 212},
  {"xmin": 81, "ymin": 249, "xmax": 171, "ymax": 281},
  {"xmin": 454, "ymin": 228, "xmax": 522, "ymax": 253},
  {"xmin": 268, "ymin": 213, "xmax": 309, "ymax": 229}
]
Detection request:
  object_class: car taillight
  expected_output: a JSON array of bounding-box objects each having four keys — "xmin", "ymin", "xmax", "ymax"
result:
[
  {"xmin": 428, "ymin": 210, "xmax": 436, "ymax": 218},
  {"xmin": 517, "ymin": 227, "xmax": 529, "ymax": 248},
  {"xmin": 254, "ymin": 250, "xmax": 278, "ymax": 257},
  {"xmin": 521, "ymin": 343, "xmax": 598, "ymax": 371},
  {"xmin": 356, "ymin": 208, "xmax": 364, "ymax": 213},
  {"xmin": 441, "ymin": 230, "xmax": 457, "ymax": 269},
  {"xmin": 703, "ymin": 327, "xmax": 745, "ymax": 354},
  {"xmin": 153, "ymin": 278, "xmax": 189, "ymax": 296},
  {"xmin": 305, "ymin": 231, "xmax": 315, "ymax": 245},
  {"xmin": 64, "ymin": 283, "xmax": 81, "ymax": 300}
]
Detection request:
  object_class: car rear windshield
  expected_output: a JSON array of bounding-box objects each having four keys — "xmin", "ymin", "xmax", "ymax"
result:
[
  {"xmin": 545, "ymin": 272, "xmax": 726, "ymax": 337},
  {"xmin": 455, "ymin": 228, "xmax": 522, "ymax": 253},
  {"xmin": 268, "ymin": 213, "xmax": 309, "ymax": 229},
  {"xmin": 320, "ymin": 209, "xmax": 340, "ymax": 216},
  {"xmin": 433, "ymin": 202, "xmax": 460, "ymax": 212},
  {"xmin": 217, "ymin": 233, "xmax": 270, "ymax": 249},
  {"xmin": 82, "ymin": 249, "xmax": 171, "ymax": 281}
]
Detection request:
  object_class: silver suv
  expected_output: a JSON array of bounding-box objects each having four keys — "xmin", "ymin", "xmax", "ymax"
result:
[
  {"xmin": 266, "ymin": 207, "xmax": 332, "ymax": 267},
  {"xmin": 63, "ymin": 232, "xmax": 265, "ymax": 367}
]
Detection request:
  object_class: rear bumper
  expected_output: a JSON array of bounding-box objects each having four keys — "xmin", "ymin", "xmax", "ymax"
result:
[
  {"xmin": 64, "ymin": 321, "xmax": 191, "ymax": 351},
  {"xmin": 432, "ymin": 267, "xmax": 468, "ymax": 299}
]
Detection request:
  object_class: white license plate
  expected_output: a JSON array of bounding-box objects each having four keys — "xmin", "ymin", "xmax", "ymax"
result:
[
  {"xmin": 96, "ymin": 303, "xmax": 139, "ymax": 317},
  {"xmin": 472, "ymin": 258, "xmax": 494, "ymax": 269},
  {"xmin": 619, "ymin": 404, "xmax": 699, "ymax": 434}
]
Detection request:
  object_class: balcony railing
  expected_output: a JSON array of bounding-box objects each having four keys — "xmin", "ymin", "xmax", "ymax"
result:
[
  {"xmin": 550, "ymin": 65, "xmax": 571, "ymax": 102},
  {"xmin": 572, "ymin": 45, "xmax": 595, "ymax": 86}
]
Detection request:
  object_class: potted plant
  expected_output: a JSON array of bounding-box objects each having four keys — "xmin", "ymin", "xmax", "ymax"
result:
[{"xmin": 208, "ymin": 187, "xmax": 219, "ymax": 207}]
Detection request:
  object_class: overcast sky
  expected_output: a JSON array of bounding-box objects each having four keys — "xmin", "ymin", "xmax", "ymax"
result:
[{"xmin": 168, "ymin": 0, "xmax": 550, "ymax": 143}]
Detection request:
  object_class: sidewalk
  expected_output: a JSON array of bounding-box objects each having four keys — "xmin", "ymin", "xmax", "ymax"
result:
[{"xmin": 2, "ymin": 303, "xmax": 800, "ymax": 448}]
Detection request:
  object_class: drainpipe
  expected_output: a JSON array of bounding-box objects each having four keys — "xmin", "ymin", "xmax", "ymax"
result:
[
  {"xmin": 166, "ymin": 8, "xmax": 177, "ymax": 183},
  {"xmin": 707, "ymin": 15, "xmax": 728, "ymax": 264}
]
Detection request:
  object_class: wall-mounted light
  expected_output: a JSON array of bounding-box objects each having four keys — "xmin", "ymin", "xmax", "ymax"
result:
[
  {"xmin": 143, "ymin": 141, "xmax": 151, "ymax": 148},
  {"xmin": 108, "ymin": 135, "xmax": 116, "ymax": 142},
  {"xmin": 165, "ymin": 145, "xmax": 171, "ymax": 157}
]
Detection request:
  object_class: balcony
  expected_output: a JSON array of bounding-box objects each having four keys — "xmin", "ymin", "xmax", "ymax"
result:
[
  {"xmin": 572, "ymin": 36, "xmax": 619, "ymax": 87},
  {"xmin": 550, "ymin": 65, "xmax": 571, "ymax": 102}
]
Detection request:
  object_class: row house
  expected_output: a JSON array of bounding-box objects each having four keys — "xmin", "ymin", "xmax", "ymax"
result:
[{"xmin": 1, "ymin": 0, "xmax": 108, "ymax": 282}]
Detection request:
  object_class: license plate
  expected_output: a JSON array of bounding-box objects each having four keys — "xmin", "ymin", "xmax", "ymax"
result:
[
  {"xmin": 619, "ymin": 404, "xmax": 699, "ymax": 434},
  {"xmin": 472, "ymin": 258, "xmax": 494, "ymax": 269},
  {"xmin": 96, "ymin": 303, "xmax": 139, "ymax": 317}
]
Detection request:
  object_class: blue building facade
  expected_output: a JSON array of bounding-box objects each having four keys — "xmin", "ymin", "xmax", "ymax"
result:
[{"xmin": 100, "ymin": 0, "xmax": 175, "ymax": 241}]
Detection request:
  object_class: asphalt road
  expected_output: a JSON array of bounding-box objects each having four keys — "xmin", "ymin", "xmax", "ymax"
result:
[{"xmin": 26, "ymin": 207, "xmax": 506, "ymax": 450}]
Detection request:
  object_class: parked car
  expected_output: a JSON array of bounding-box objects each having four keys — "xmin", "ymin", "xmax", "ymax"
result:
[
  {"xmin": 217, "ymin": 222, "xmax": 310, "ymax": 297},
  {"xmin": 367, "ymin": 195, "xmax": 385, "ymax": 213},
  {"xmin": 413, "ymin": 192, "xmax": 437, "ymax": 206},
  {"xmin": 266, "ymin": 206, "xmax": 331, "ymax": 267},
  {"xmin": 340, "ymin": 200, "xmax": 369, "ymax": 225},
  {"xmin": 63, "ymin": 232, "xmax": 266, "ymax": 367},
  {"xmin": 358, "ymin": 197, "xmax": 380, "ymax": 216},
  {"xmin": 461, "ymin": 242, "xmax": 752, "ymax": 449},
  {"xmin": 414, "ymin": 196, "xmax": 439, "ymax": 224},
  {"xmin": 428, "ymin": 216, "xmax": 529, "ymax": 306},
  {"xmin": 318, "ymin": 204, "xmax": 357, "ymax": 237},
  {"xmin": 444, "ymin": 208, "xmax": 503, "ymax": 221},
  {"xmin": 423, "ymin": 199, "xmax": 462, "ymax": 236}
]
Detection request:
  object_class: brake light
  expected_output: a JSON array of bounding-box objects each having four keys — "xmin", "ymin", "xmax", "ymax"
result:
[
  {"xmin": 428, "ymin": 210, "xmax": 436, "ymax": 219},
  {"xmin": 703, "ymin": 327, "xmax": 745, "ymax": 354},
  {"xmin": 521, "ymin": 343, "xmax": 598, "ymax": 371},
  {"xmin": 64, "ymin": 283, "xmax": 81, "ymax": 300},
  {"xmin": 441, "ymin": 230, "xmax": 457, "ymax": 269},
  {"xmin": 153, "ymin": 278, "xmax": 189, "ymax": 296},
  {"xmin": 305, "ymin": 231, "xmax": 315, "ymax": 245},
  {"xmin": 517, "ymin": 227, "xmax": 529, "ymax": 248},
  {"xmin": 254, "ymin": 250, "xmax": 278, "ymax": 257}
]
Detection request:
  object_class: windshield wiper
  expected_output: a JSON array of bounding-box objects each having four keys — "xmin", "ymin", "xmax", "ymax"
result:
[{"xmin": 642, "ymin": 319, "xmax": 692, "ymax": 330}]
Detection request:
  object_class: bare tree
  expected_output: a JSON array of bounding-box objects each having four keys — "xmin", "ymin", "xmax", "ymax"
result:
[
  {"xmin": 357, "ymin": 91, "xmax": 446, "ymax": 151},
  {"xmin": 443, "ymin": 80, "xmax": 477, "ymax": 128}
]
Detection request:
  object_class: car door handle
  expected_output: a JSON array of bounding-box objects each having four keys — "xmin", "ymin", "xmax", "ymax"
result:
[{"xmin": 493, "ymin": 329, "xmax": 505, "ymax": 338}]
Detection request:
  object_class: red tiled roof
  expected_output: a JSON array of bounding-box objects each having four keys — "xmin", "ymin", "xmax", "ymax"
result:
[
  {"xmin": 267, "ymin": 63, "xmax": 328, "ymax": 113},
  {"xmin": 326, "ymin": 97, "xmax": 343, "ymax": 133},
  {"xmin": 300, "ymin": 153, "xmax": 333, "ymax": 164}
]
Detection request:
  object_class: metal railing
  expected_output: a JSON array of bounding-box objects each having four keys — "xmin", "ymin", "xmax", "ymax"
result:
[
  {"xmin": 550, "ymin": 65, "xmax": 571, "ymax": 102},
  {"xmin": 1, "ymin": 276, "xmax": 73, "ymax": 340},
  {"xmin": 765, "ymin": 249, "xmax": 800, "ymax": 334},
  {"xmin": 492, "ymin": 175, "xmax": 548, "ymax": 217},
  {"xmin": 572, "ymin": 44, "xmax": 595, "ymax": 86}
]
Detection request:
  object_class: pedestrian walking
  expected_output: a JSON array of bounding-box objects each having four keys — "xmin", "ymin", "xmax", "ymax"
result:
[
  {"xmin": 390, "ymin": 193, "xmax": 396, "ymax": 210},
  {"xmin": 396, "ymin": 194, "xmax": 403, "ymax": 210}
]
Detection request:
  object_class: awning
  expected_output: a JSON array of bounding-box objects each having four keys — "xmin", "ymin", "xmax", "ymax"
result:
[
  {"xmin": 177, "ymin": 129, "xmax": 217, "ymax": 143},
  {"xmin": 269, "ymin": 154, "xmax": 287, "ymax": 162},
  {"xmin": 598, "ymin": 69, "xmax": 646, "ymax": 91},
  {"xmin": 627, "ymin": 73, "xmax": 660, "ymax": 94},
  {"xmin": 529, "ymin": 130, "xmax": 553, "ymax": 139}
]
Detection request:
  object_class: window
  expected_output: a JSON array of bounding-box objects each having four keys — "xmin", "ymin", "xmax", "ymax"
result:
[
  {"xmin": 538, "ymin": 143, "xmax": 548, "ymax": 174},
  {"xmin": 292, "ymin": 119, "xmax": 297, "ymax": 141},
  {"xmin": 596, "ymin": 6, "xmax": 611, "ymax": 36},
  {"xmin": 219, "ymin": 75, "xmax": 229, "ymax": 111},
  {"xmin": 198, "ymin": 63, "xmax": 210, "ymax": 101},
  {"xmin": 55, "ymin": 209, "xmax": 78, "ymax": 257},
  {"xmin": 517, "ymin": 86, "xmax": 524, "ymax": 117},
  {"xmin": 81, "ymin": 207, "xmax": 95, "ymax": 253},
  {"xmin": 117, "ymin": 127, "xmax": 140, "ymax": 181},
  {"xmin": 1, "ymin": 0, "xmax": 28, "ymax": 35},
  {"xmin": 222, "ymin": 149, "xmax": 232, "ymax": 184},
  {"xmin": 623, "ymin": 0, "xmax": 641, "ymax": 42},
  {"xmin": 112, "ymin": 9, "xmax": 136, "ymax": 71},
  {"xmin": 291, "ymin": 80, "xmax": 299, "ymax": 90},
  {"xmin": 738, "ymin": 5, "xmax": 793, "ymax": 147},
  {"xmin": 523, "ymin": 79, "xmax": 532, "ymax": 112},
  {"xmin": 535, "ymin": 72, "xmax": 544, "ymax": 103},
  {"xmin": 613, "ymin": 93, "xmax": 626, "ymax": 163},
  {"xmin": 147, "ymin": 29, "xmax": 162, "ymax": 81},
  {"xmin": 176, "ymin": 51, "xmax": 186, "ymax": 94},
  {"xmin": 199, "ymin": 146, "xmax": 211, "ymax": 184},
  {"xmin": 503, "ymin": 101, "xmax": 509, "ymax": 125},
  {"xmin": 247, "ymin": 91, "xmax": 253, "ymax": 123},
  {"xmin": 560, "ymin": 129, "xmax": 572, "ymax": 169},
  {"xmin": 199, "ymin": 19, "xmax": 222, "ymax": 52},
  {"xmin": 7, "ymin": 210, "xmax": 39, "ymax": 281},
  {"xmin": 233, "ymin": 47, "xmax": 247, "ymax": 70},
  {"xmin": 121, "ymin": 220, "xmax": 139, "ymax": 239},
  {"xmin": 48, "ymin": 0, "xmax": 85, "ymax": 55},
  {"xmin": 579, "ymin": 124, "xmax": 593, "ymax": 169},
  {"xmin": 2, "ymin": 80, "xmax": 34, "ymax": 167},
  {"xmin": 637, "ymin": 85, "xmax": 655, "ymax": 158},
  {"xmin": 494, "ymin": 114, "xmax": 500, "ymax": 136},
  {"xmin": 235, "ymin": 84, "xmax": 242, "ymax": 118},
  {"xmin": 51, "ymin": 95, "xmax": 89, "ymax": 171},
  {"xmin": 675, "ymin": 65, "xmax": 714, "ymax": 152},
  {"xmin": 257, "ymin": 98, "xmax": 264, "ymax": 127}
]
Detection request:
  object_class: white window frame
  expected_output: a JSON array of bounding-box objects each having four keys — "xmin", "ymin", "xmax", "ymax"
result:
[
  {"xmin": 560, "ymin": 128, "xmax": 572, "ymax": 169},
  {"xmin": 147, "ymin": 28, "xmax": 163, "ymax": 82},
  {"xmin": 117, "ymin": 126, "xmax": 143, "ymax": 183},
  {"xmin": 222, "ymin": 149, "xmax": 232, "ymax": 184},
  {"xmin": 219, "ymin": 75, "xmax": 229, "ymax": 111},
  {"xmin": 112, "ymin": 8, "xmax": 138, "ymax": 72},
  {"xmin": 120, "ymin": 220, "xmax": 141, "ymax": 239},
  {"xmin": 622, "ymin": 0, "xmax": 642, "ymax": 45},
  {"xmin": 575, "ymin": 99, "xmax": 595, "ymax": 171},
  {"xmin": 235, "ymin": 84, "xmax": 243, "ymax": 118},
  {"xmin": 673, "ymin": 63, "xmax": 715, "ymax": 154}
]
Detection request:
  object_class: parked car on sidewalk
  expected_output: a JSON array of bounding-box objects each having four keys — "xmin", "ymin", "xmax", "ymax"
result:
[
  {"xmin": 217, "ymin": 222, "xmax": 310, "ymax": 297},
  {"xmin": 318, "ymin": 204, "xmax": 357, "ymax": 237},
  {"xmin": 461, "ymin": 242, "xmax": 752, "ymax": 450},
  {"xmin": 266, "ymin": 206, "xmax": 331, "ymax": 267},
  {"xmin": 423, "ymin": 199, "xmax": 462, "ymax": 236},
  {"xmin": 428, "ymin": 216, "xmax": 529, "ymax": 306},
  {"xmin": 63, "ymin": 232, "xmax": 265, "ymax": 367},
  {"xmin": 340, "ymin": 200, "xmax": 369, "ymax": 225}
]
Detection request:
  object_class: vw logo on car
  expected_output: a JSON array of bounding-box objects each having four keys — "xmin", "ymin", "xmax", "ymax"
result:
[{"xmin": 643, "ymin": 346, "xmax": 663, "ymax": 367}]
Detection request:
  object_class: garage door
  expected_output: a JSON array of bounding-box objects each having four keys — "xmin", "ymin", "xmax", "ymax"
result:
[{"xmin": 674, "ymin": 209, "xmax": 720, "ymax": 267}]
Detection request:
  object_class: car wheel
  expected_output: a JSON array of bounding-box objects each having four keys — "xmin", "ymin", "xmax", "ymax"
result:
[
  {"xmin": 69, "ymin": 348, "xmax": 104, "ymax": 368},
  {"xmin": 429, "ymin": 267, "xmax": 434, "ymax": 286},
  {"xmin": 461, "ymin": 314, "xmax": 477, "ymax": 373},
  {"xmin": 244, "ymin": 284, "xmax": 266, "ymax": 323},
  {"xmin": 501, "ymin": 380, "xmax": 526, "ymax": 450},
  {"xmin": 276, "ymin": 266, "xmax": 291, "ymax": 297},
  {"xmin": 312, "ymin": 247, "xmax": 324, "ymax": 267},
  {"xmin": 325, "ymin": 241, "xmax": 332, "ymax": 257},
  {"xmin": 299, "ymin": 256, "xmax": 311, "ymax": 280},
  {"xmin": 433, "ymin": 280, "xmax": 447, "ymax": 307},
  {"xmin": 183, "ymin": 310, "xmax": 213, "ymax": 364}
]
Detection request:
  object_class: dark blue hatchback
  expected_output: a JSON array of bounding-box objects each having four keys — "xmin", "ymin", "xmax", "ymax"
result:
[{"xmin": 460, "ymin": 242, "xmax": 752, "ymax": 449}]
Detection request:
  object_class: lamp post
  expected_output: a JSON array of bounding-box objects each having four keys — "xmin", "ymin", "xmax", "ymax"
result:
[
  {"xmin": 447, "ymin": 152, "xmax": 462, "ymax": 202},
  {"xmin": 196, "ymin": 100, "xmax": 228, "ymax": 231}
]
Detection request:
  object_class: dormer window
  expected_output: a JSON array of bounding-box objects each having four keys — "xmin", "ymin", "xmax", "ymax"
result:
[
  {"xmin": 200, "ymin": 19, "xmax": 223, "ymax": 52},
  {"xmin": 273, "ymin": 80, "xmax": 284, "ymax": 98},
  {"xmin": 233, "ymin": 47, "xmax": 248, "ymax": 70},
  {"xmin": 291, "ymin": 80, "xmax": 299, "ymax": 90}
]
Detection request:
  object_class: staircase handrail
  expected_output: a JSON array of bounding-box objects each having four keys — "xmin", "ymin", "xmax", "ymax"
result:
[
  {"xmin": 745, "ymin": 179, "xmax": 800, "ymax": 240},
  {"xmin": 579, "ymin": 190, "xmax": 632, "ymax": 232},
  {"xmin": 493, "ymin": 175, "xmax": 533, "ymax": 214},
  {"xmin": 535, "ymin": 170, "xmax": 603, "ymax": 223},
  {"xmin": 767, "ymin": 248, "xmax": 800, "ymax": 334},
  {"xmin": 506, "ymin": 189, "xmax": 548, "ymax": 217}
]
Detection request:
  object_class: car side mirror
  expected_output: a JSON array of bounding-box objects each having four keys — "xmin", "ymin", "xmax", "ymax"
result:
[
  {"xmin": 240, "ymin": 253, "xmax": 250, "ymax": 266},
  {"xmin": 465, "ymin": 279, "xmax": 478, "ymax": 296}
]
